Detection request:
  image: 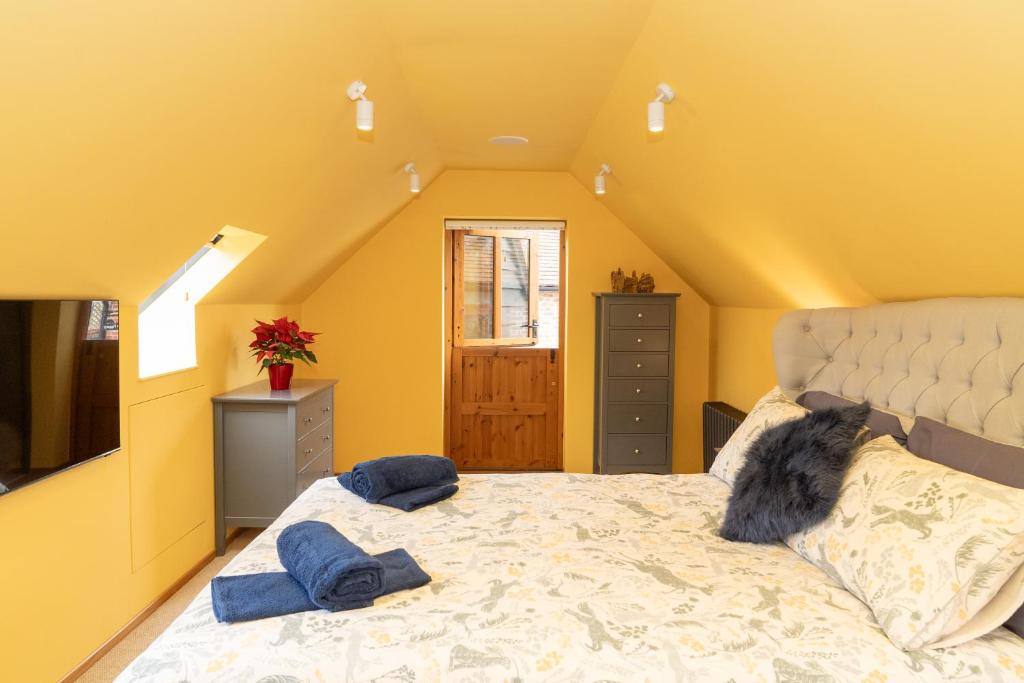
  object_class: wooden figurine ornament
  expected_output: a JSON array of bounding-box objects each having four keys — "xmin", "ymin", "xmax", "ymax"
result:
[
  {"xmin": 623, "ymin": 270, "xmax": 639, "ymax": 293},
  {"xmin": 637, "ymin": 272, "xmax": 656, "ymax": 293},
  {"xmin": 610, "ymin": 268, "xmax": 625, "ymax": 293}
]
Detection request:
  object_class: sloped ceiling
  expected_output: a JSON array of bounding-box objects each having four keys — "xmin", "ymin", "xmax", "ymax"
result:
[
  {"xmin": 4, "ymin": 1, "xmax": 1022, "ymax": 308},
  {"xmin": 1, "ymin": 1, "xmax": 442, "ymax": 305},
  {"xmin": 375, "ymin": 0, "xmax": 655, "ymax": 170},
  {"xmin": 571, "ymin": 1, "xmax": 1024, "ymax": 307}
]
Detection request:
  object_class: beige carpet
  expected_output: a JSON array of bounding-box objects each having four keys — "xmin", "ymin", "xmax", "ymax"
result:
[{"xmin": 79, "ymin": 528, "xmax": 261, "ymax": 683}]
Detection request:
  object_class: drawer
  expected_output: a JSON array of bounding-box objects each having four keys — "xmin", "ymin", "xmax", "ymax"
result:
[
  {"xmin": 609, "ymin": 302, "xmax": 671, "ymax": 328},
  {"xmin": 296, "ymin": 389, "xmax": 333, "ymax": 439},
  {"xmin": 607, "ymin": 435, "xmax": 668, "ymax": 466},
  {"xmin": 607, "ymin": 378, "xmax": 669, "ymax": 403},
  {"xmin": 296, "ymin": 421, "xmax": 332, "ymax": 471},
  {"xmin": 608, "ymin": 353, "xmax": 670, "ymax": 377},
  {"xmin": 297, "ymin": 452, "xmax": 332, "ymax": 496},
  {"xmin": 609, "ymin": 329, "xmax": 670, "ymax": 352},
  {"xmin": 606, "ymin": 404, "xmax": 668, "ymax": 434}
]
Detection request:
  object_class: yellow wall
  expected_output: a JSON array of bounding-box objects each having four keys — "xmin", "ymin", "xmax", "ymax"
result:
[
  {"xmin": 710, "ymin": 307, "xmax": 792, "ymax": 413},
  {"xmin": 0, "ymin": 302, "xmax": 295, "ymax": 681},
  {"xmin": 303, "ymin": 170, "xmax": 711, "ymax": 474}
]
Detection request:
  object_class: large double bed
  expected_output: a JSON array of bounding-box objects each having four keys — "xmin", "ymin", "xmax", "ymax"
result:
[{"xmin": 118, "ymin": 299, "xmax": 1024, "ymax": 682}]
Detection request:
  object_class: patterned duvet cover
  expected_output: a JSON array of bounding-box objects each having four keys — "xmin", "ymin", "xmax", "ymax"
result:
[{"xmin": 117, "ymin": 473, "xmax": 1024, "ymax": 682}]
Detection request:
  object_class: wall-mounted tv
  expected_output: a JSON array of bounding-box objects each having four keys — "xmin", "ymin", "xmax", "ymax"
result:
[{"xmin": 0, "ymin": 300, "xmax": 120, "ymax": 496}]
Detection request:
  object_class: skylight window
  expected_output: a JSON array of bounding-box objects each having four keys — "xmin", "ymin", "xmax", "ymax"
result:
[{"xmin": 138, "ymin": 226, "xmax": 266, "ymax": 379}]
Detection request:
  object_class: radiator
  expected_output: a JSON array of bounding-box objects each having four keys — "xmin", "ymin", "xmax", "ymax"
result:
[{"xmin": 702, "ymin": 402, "xmax": 747, "ymax": 472}]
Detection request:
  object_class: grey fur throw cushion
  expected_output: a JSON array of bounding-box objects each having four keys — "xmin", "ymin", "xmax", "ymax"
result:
[{"xmin": 719, "ymin": 402, "xmax": 871, "ymax": 544}]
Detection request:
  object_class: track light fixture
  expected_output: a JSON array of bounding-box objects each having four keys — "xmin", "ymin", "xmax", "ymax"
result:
[
  {"xmin": 594, "ymin": 164, "xmax": 612, "ymax": 195},
  {"xmin": 404, "ymin": 162, "xmax": 421, "ymax": 193},
  {"xmin": 346, "ymin": 80, "xmax": 374, "ymax": 131},
  {"xmin": 647, "ymin": 83, "xmax": 675, "ymax": 133}
]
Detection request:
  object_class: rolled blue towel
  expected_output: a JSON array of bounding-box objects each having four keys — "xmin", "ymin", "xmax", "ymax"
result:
[
  {"xmin": 211, "ymin": 548, "xmax": 430, "ymax": 623},
  {"xmin": 277, "ymin": 520, "xmax": 384, "ymax": 611},
  {"xmin": 345, "ymin": 455, "xmax": 458, "ymax": 503},
  {"xmin": 339, "ymin": 455, "xmax": 458, "ymax": 504},
  {"xmin": 339, "ymin": 473, "xmax": 458, "ymax": 511}
]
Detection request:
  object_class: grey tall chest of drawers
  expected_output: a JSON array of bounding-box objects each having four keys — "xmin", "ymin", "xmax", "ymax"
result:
[
  {"xmin": 213, "ymin": 378, "xmax": 337, "ymax": 555},
  {"xmin": 594, "ymin": 293, "xmax": 679, "ymax": 474}
]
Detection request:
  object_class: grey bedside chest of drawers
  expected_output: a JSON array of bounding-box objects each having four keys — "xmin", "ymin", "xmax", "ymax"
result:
[
  {"xmin": 593, "ymin": 293, "xmax": 680, "ymax": 474},
  {"xmin": 212, "ymin": 378, "xmax": 337, "ymax": 555}
]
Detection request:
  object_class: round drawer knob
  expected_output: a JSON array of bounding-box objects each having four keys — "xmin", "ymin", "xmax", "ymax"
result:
[
  {"xmin": 634, "ymin": 416, "xmax": 641, "ymax": 422},
  {"xmin": 304, "ymin": 448, "xmax": 313, "ymax": 455},
  {"xmin": 636, "ymin": 338, "xmax": 643, "ymax": 343},
  {"xmin": 636, "ymin": 363, "xmax": 643, "ymax": 368},
  {"xmin": 637, "ymin": 313, "xmax": 643, "ymax": 319},
  {"xmin": 635, "ymin": 388, "xmax": 642, "ymax": 394},
  {"xmin": 634, "ymin": 448, "xmax": 641, "ymax": 455}
]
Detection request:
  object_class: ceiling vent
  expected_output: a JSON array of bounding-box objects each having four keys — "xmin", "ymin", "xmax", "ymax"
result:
[{"xmin": 488, "ymin": 135, "xmax": 529, "ymax": 145}]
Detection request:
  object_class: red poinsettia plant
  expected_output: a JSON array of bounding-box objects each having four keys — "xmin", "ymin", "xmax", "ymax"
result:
[{"xmin": 249, "ymin": 317, "xmax": 319, "ymax": 373}]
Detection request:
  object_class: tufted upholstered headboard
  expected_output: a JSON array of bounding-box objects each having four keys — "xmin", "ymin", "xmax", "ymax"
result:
[{"xmin": 773, "ymin": 298, "xmax": 1024, "ymax": 447}]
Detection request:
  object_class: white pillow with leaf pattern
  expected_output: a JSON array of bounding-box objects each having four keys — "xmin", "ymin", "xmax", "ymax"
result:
[
  {"xmin": 786, "ymin": 435, "xmax": 1024, "ymax": 650},
  {"xmin": 708, "ymin": 386, "xmax": 806, "ymax": 486}
]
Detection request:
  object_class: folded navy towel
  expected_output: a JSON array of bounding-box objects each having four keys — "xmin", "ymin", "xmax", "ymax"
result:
[
  {"xmin": 339, "ymin": 473, "xmax": 458, "ymax": 511},
  {"xmin": 275, "ymin": 520, "xmax": 384, "ymax": 611},
  {"xmin": 211, "ymin": 548, "xmax": 430, "ymax": 623},
  {"xmin": 342, "ymin": 455, "xmax": 458, "ymax": 503}
]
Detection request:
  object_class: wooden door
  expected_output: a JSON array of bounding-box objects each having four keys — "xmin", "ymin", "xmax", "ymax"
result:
[
  {"xmin": 450, "ymin": 347, "xmax": 559, "ymax": 470},
  {"xmin": 448, "ymin": 228, "xmax": 562, "ymax": 471}
]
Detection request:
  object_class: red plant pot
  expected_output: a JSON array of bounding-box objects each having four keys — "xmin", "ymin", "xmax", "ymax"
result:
[{"xmin": 268, "ymin": 363, "xmax": 294, "ymax": 391}]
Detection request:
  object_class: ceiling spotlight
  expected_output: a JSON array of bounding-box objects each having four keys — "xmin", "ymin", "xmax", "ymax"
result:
[
  {"xmin": 647, "ymin": 82, "xmax": 675, "ymax": 133},
  {"xmin": 404, "ymin": 162, "xmax": 420, "ymax": 193},
  {"xmin": 594, "ymin": 164, "xmax": 612, "ymax": 196},
  {"xmin": 346, "ymin": 80, "xmax": 374, "ymax": 131}
]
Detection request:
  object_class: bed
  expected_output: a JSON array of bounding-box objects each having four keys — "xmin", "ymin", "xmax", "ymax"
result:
[{"xmin": 118, "ymin": 298, "xmax": 1024, "ymax": 682}]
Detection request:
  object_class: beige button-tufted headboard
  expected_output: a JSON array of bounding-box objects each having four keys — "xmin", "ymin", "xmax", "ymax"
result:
[{"xmin": 774, "ymin": 298, "xmax": 1024, "ymax": 447}]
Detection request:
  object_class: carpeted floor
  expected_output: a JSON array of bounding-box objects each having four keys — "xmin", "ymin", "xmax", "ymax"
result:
[{"xmin": 79, "ymin": 528, "xmax": 261, "ymax": 682}]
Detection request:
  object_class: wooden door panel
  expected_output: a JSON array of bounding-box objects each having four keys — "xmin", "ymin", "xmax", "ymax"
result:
[
  {"xmin": 451, "ymin": 347, "xmax": 558, "ymax": 470},
  {"xmin": 461, "ymin": 352, "xmax": 548, "ymax": 403},
  {"xmin": 457, "ymin": 415, "xmax": 551, "ymax": 469}
]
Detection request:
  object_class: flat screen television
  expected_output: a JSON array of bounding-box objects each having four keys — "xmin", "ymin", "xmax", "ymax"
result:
[{"xmin": 0, "ymin": 300, "xmax": 119, "ymax": 496}]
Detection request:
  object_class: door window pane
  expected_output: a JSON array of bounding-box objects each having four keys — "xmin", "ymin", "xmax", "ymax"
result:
[
  {"xmin": 536, "ymin": 229, "xmax": 560, "ymax": 348},
  {"xmin": 501, "ymin": 237, "xmax": 530, "ymax": 337},
  {"xmin": 462, "ymin": 235, "xmax": 494, "ymax": 339}
]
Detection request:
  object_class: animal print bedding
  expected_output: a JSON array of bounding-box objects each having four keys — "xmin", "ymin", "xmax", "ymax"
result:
[{"xmin": 117, "ymin": 473, "xmax": 1024, "ymax": 682}]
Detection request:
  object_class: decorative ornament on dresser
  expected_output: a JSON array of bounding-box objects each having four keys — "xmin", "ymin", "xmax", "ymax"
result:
[
  {"xmin": 612, "ymin": 268, "xmax": 656, "ymax": 294},
  {"xmin": 249, "ymin": 317, "xmax": 320, "ymax": 390},
  {"xmin": 611, "ymin": 268, "xmax": 626, "ymax": 293},
  {"xmin": 637, "ymin": 272, "xmax": 656, "ymax": 293},
  {"xmin": 623, "ymin": 270, "xmax": 639, "ymax": 293}
]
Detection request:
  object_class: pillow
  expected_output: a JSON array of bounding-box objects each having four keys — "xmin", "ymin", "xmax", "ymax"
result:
[
  {"xmin": 797, "ymin": 391, "xmax": 909, "ymax": 445},
  {"xmin": 908, "ymin": 417, "xmax": 1024, "ymax": 489},
  {"xmin": 719, "ymin": 401, "xmax": 870, "ymax": 543},
  {"xmin": 786, "ymin": 435, "xmax": 1024, "ymax": 650},
  {"xmin": 907, "ymin": 416, "xmax": 1024, "ymax": 637},
  {"xmin": 708, "ymin": 387, "xmax": 807, "ymax": 486}
]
